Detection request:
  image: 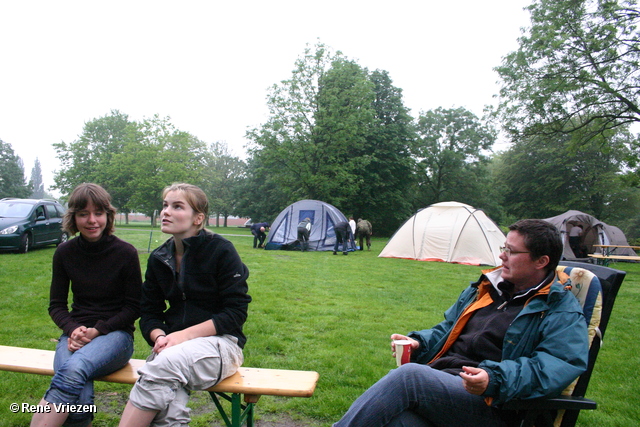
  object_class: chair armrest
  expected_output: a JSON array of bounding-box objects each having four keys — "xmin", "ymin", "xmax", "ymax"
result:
[{"xmin": 502, "ymin": 395, "xmax": 597, "ymax": 411}]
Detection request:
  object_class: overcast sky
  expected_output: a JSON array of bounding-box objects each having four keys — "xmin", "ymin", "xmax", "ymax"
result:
[{"xmin": 0, "ymin": 1, "xmax": 531, "ymax": 197}]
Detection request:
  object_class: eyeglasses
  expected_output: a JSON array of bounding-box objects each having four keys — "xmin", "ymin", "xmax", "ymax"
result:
[{"xmin": 499, "ymin": 246, "xmax": 531, "ymax": 256}]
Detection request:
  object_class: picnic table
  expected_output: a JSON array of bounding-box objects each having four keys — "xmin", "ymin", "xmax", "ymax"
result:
[{"xmin": 589, "ymin": 245, "xmax": 640, "ymax": 265}]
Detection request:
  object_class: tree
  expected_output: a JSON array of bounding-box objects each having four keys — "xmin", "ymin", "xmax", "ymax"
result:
[
  {"xmin": 245, "ymin": 42, "xmax": 418, "ymax": 235},
  {"xmin": 495, "ymin": 128, "xmax": 635, "ymax": 219},
  {"xmin": 412, "ymin": 107, "xmax": 496, "ymax": 208},
  {"xmin": 53, "ymin": 109, "xmax": 138, "ymax": 213},
  {"xmin": 495, "ymin": 0, "xmax": 640, "ymax": 145},
  {"xmin": 0, "ymin": 139, "xmax": 31, "ymax": 199},
  {"xmin": 30, "ymin": 158, "xmax": 45, "ymax": 199},
  {"xmin": 54, "ymin": 112, "xmax": 208, "ymax": 224},
  {"xmin": 202, "ymin": 141, "xmax": 245, "ymax": 227},
  {"xmin": 348, "ymin": 70, "xmax": 416, "ymax": 236},
  {"xmin": 124, "ymin": 115, "xmax": 208, "ymax": 221},
  {"xmin": 245, "ymin": 41, "xmax": 345, "ymax": 208},
  {"xmin": 312, "ymin": 57, "xmax": 376, "ymax": 205}
]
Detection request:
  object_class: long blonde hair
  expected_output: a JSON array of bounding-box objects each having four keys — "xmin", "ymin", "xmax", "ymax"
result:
[{"xmin": 162, "ymin": 183, "xmax": 209, "ymax": 231}]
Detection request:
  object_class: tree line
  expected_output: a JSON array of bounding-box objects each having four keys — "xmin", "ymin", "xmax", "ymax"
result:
[{"xmin": 3, "ymin": 0, "xmax": 640, "ymax": 238}]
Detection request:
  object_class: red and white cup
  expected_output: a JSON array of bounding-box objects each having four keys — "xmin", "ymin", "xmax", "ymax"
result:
[{"xmin": 393, "ymin": 339, "xmax": 412, "ymax": 366}]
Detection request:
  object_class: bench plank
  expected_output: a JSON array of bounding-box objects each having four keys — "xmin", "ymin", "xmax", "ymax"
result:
[
  {"xmin": 0, "ymin": 345, "xmax": 318, "ymax": 397},
  {"xmin": 588, "ymin": 254, "xmax": 640, "ymax": 261}
]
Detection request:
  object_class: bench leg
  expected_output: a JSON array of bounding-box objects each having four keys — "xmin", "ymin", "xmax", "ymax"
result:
[{"xmin": 208, "ymin": 391, "xmax": 255, "ymax": 427}]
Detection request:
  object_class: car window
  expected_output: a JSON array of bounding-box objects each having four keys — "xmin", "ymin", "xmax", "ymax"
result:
[
  {"xmin": 46, "ymin": 204, "xmax": 59, "ymax": 218},
  {"xmin": 35, "ymin": 206, "xmax": 46, "ymax": 220},
  {"xmin": 0, "ymin": 202, "xmax": 33, "ymax": 218},
  {"xmin": 55, "ymin": 205, "xmax": 66, "ymax": 216}
]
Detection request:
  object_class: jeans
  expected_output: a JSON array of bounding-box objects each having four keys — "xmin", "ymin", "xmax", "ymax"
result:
[
  {"xmin": 334, "ymin": 230, "xmax": 349, "ymax": 254},
  {"xmin": 298, "ymin": 228, "xmax": 310, "ymax": 251},
  {"xmin": 252, "ymin": 231, "xmax": 266, "ymax": 248},
  {"xmin": 44, "ymin": 330, "xmax": 134, "ymax": 427},
  {"xmin": 333, "ymin": 363, "xmax": 507, "ymax": 427}
]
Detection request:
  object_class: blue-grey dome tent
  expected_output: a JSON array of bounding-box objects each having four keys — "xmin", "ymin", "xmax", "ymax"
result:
[{"xmin": 264, "ymin": 199, "xmax": 356, "ymax": 252}]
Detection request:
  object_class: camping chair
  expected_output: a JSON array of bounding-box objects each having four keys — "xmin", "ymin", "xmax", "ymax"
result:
[{"xmin": 502, "ymin": 261, "xmax": 626, "ymax": 427}]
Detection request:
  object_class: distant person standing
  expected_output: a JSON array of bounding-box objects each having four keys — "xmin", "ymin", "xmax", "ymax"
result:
[
  {"xmin": 250, "ymin": 222, "xmax": 270, "ymax": 248},
  {"xmin": 356, "ymin": 218, "xmax": 373, "ymax": 251},
  {"xmin": 297, "ymin": 218, "xmax": 312, "ymax": 252},
  {"xmin": 333, "ymin": 221, "xmax": 352, "ymax": 255},
  {"xmin": 349, "ymin": 217, "xmax": 356, "ymax": 237},
  {"xmin": 569, "ymin": 223, "xmax": 583, "ymax": 257}
]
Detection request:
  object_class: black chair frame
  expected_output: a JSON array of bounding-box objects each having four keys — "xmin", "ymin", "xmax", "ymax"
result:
[{"xmin": 503, "ymin": 261, "xmax": 626, "ymax": 427}]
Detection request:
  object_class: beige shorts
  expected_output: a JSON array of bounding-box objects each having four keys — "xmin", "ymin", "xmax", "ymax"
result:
[{"xmin": 128, "ymin": 335, "xmax": 243, "ymax": 426}]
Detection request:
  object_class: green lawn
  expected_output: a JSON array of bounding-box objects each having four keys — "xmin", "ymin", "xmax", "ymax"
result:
[{"xmin": 0, "ymin": 225, "xmax": 638, "ymax": 426}]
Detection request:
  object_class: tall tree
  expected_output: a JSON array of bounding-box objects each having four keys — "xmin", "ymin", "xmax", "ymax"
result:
[
  {"xmin": 53, "ymin": 109, "xmax": 138, "ymax": 210},
  {"xmin": 246, "ymin": 41, "xmax": 344, "ymax": 209},
  {"xmin": 0, "ymin": 139, "xmax": 31, "ymax": 198},
  {"xmin": 30, "ymin": 158, "xmax": 45, "ymax": 199},
  {"xmin": 312, "ymin": 57, "xmax": 376, "ymax": 205},
  {"xmin": 412, "ymin": 107, "xmax": 496, "ymax": 207},
  {"xmin": 124, "ymin": 115, "xmax": 208, "ymax": 220},
  {"xmin": 54, "ymin": 112, "xmax": 208, "ymax": 223},
  {"xmin": 495, "ymin": 0, "xmax": 640, "ymax": 146},
  {"xmin": 496, "ymin": 128, "xmax": 634, "ymax": 219},
  {"xmin": 202, "ymin": 141, "xmax": 245, "ymax": 227},
  {"xmin": 349, "ymin": 70, "xmax": 416, "ymax": 236},
  {"xmin": 245, "ymin": 42, "xmax": 417, "ymax": 236}
]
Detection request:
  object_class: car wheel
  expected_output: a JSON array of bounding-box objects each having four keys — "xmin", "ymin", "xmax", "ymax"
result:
[
  {"xmin": 58, "ymin": 232, "xmax": 69, "ymax": 245},
  {"xmin": 18, "ymin": 233, "xmax": 31, "ymax": 253}
]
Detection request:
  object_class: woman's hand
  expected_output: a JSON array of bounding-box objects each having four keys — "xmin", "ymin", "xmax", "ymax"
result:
[
  {"xmin": 67, "ymin": 326, "xmax": 99, "ymax": 351},
  {"xmin": 153, "ymin": 330, "xmax": 190, "ymax": 354}
]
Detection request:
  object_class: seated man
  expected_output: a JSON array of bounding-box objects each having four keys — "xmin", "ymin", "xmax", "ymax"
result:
[{"xmin": 334, "ymin": 219, "xmax": 589, "ymax": 427}]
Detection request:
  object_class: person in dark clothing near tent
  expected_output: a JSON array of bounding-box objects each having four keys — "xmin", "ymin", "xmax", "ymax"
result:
[
  {"xmin": 568, "ymin": 223, "xmax": 584, "ymax": 258},
  {"xmin": 250, "ymin": 222, "xmax": 270, "ymax": 248},
  {"xmin": 297, "ymin": 218, "xmax": 312, "ymax": 251},
  {"xmin": 356, "ymin": 218, "xmax": 373, "ymax": 251},
  {"xmin": 333, "ymin": 221, "xmax": 352, "ymax": 255}
]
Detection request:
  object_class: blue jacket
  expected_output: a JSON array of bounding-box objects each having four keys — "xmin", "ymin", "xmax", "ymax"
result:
[{"xmin": 408, "ymin": 268, "xmax": 588, "ymax": 406}]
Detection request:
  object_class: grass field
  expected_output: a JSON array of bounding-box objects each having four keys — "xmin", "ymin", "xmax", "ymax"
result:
[{"xmin": 0, "ymin": 225, "xmax": 638, "ymax": 426}]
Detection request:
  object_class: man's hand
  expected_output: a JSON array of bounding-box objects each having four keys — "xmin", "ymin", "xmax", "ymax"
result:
[
  {"xmin": 389, "ymin": 334, "xmax": 419, "ymax": 358},
  {"xmin": 460, "ymin": 366, "xmax": 489, "ymax": 395}
]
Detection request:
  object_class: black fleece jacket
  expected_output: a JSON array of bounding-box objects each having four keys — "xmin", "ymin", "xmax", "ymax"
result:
[
  {"xmin": 140, "ymin": 230, "xmax": 251, "ymax": 348},
  {"xmin": 48, "ymin": 234, "xmax": 142, "ymax": 337}
]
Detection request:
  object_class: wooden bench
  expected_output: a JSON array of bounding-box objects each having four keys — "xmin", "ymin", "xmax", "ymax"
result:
[
  {"xmin": 0, "ymin": 345, "xmax": 319, "ymax": 427},
  {"xmin": 588, "ymin": 253, "xmax": 640, "ymax": 266}
]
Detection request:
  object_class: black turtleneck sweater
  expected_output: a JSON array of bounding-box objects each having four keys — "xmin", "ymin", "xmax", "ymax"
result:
[{"xmin": 48, "ymin": 234, "xmax": 142, "ymax": 337}]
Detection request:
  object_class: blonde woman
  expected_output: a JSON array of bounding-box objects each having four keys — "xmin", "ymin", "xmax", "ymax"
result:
[{"xmin": 119, "ymin": 183, "xmax": 251, "ymax": 426}]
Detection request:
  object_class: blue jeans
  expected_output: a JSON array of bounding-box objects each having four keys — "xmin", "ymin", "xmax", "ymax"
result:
[
  {"xmin": 333, "ymin": 363, "xmax": 507, "ymax": 427},
  {"xmin": 334, "ymin": 230, "xmax": 349, "ymax": 254},
  {"xmin": 45, "ymin": 330, "xmax": 134, "ymax": 427}
]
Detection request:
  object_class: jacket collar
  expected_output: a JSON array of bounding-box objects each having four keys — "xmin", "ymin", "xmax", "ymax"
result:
[{"xmin": 479, "ymin": 266, "xmax": 568, "ymax": 302}]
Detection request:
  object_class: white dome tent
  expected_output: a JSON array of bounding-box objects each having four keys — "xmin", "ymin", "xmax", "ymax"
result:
[{"xmin": 379, "ymin": 201, "xmax": 505, "ymax": 266}]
